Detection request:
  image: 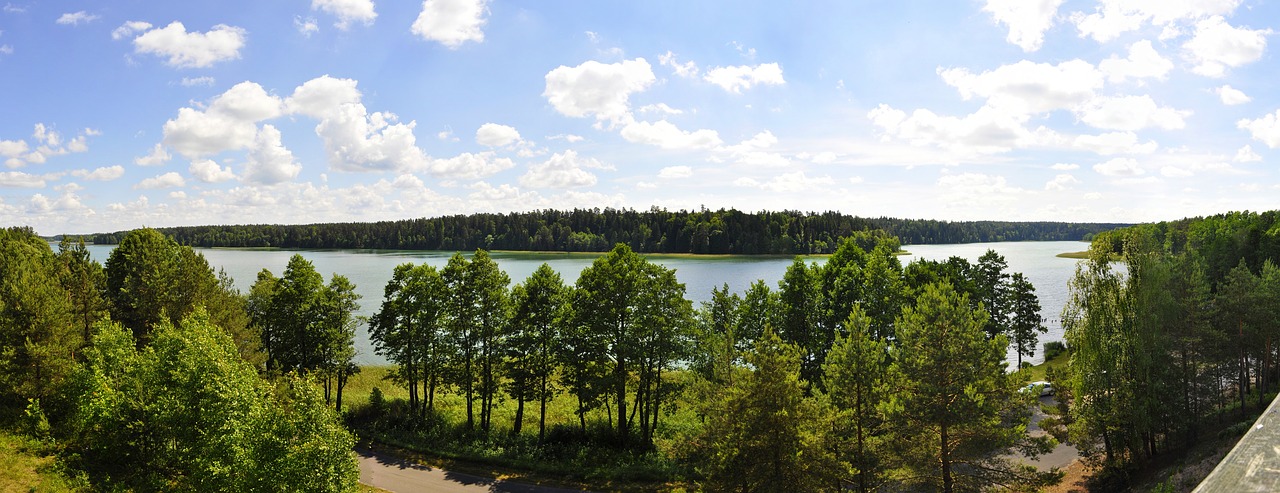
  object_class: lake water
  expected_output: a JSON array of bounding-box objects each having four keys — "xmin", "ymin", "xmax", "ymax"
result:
[{"xmin": 77, "ymin": 241, "xmax": 1085, "ymax": 366}]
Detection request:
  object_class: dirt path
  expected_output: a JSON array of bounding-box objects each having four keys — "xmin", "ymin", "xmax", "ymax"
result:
[{"xmin": 357, "ymin": 447, "xmax": 591, "ymax": 493}]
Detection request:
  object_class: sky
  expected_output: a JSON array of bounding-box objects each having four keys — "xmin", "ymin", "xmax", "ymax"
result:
[{"xmin": 2, "ymin": 0, "xmax": 1279, "ymax": 235}]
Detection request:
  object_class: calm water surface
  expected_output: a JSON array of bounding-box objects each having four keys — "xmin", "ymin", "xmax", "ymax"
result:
[{"xmin": 80, "ymin": 241, "xmax": 1085, "ymax": 365}]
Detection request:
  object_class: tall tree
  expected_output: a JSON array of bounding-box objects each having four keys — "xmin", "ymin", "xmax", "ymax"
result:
[
  {"xmin": 506, "ymin": 264, "xmax": 568, "ymax": 440},
  {"xmin": 316, "ymin": 274, "xmax": 361, "ymax": 412},
  {"xmin": 778, "ymin": 257, "xmax": 822, "ymax": 386},
  {"xmin": 0, "ymin": 227, "xmax": 80, "ymax": 402},
  {"xmin": 370, "ymin": 263, "xmax": 448, "ymax": 416},
  {"xmin": 1007, "ymin": 272, "xmax": 1046, "ymax": 368},
  {"xmin": 442, "ymin": 253, "xmax": 480, "ymax": 430},
  {"xmin": 886, "ymin": 282, "xmax": 1055, "ymax": 492},
  {"xmin": 824, "ymin": 307, "xmax": 889, "ymax": 493},
  {"xmin": 56, "ymin": 237, "xmax": 108, "ymax": 346},
  {"xmin": 468, "ymin": 250, "xmax": 510, "ymax": 434},
  {"xmin": 974, "ymin": 250, "xmax": 1010, "ymax": 339}
]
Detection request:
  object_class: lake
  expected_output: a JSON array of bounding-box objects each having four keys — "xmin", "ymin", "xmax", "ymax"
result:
[{"xmin": 78, "ymin": 241, "xmax": 1086, "ymax": 366}]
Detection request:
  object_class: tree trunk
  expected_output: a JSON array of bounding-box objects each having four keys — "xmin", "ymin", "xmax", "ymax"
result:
[
  {"xmin": 539, "ymin": 373, "xmax": 548, "ymax": 443},
  {"xmin": 940, "ymin": 421, "xmax": 953, "ymax": 493},
  {"xmin": 513, "ymin": 385, "xmax": 525, "ymax": 435}
]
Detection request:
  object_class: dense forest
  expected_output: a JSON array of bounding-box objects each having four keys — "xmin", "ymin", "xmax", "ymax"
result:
[{"xmin": 87, "ymin": 208, "xmax": 1127, "ymax": 254}]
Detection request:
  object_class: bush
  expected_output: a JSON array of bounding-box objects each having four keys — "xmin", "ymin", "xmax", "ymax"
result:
[{"xmin": 1043, "ymin": 341, "xmax": 1067, "ymax": 361}]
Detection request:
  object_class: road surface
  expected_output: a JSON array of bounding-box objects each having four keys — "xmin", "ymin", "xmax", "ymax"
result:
[
  {"xmin": 357, "ymin": 447, "xmax": 591, "ymax": 493},
  {"xmin": 1016, "ymin": 394, "xmax": 1080, "ymax": 471}
]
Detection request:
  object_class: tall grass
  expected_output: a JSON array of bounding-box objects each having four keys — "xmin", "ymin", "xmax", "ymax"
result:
[{"xmin": 0, "ymin": 431, "xmax": 86, "ymax": 492}]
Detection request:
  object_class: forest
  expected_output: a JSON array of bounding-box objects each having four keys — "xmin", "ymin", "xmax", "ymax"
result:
[
  {"xmin": 4, "ymin": 209, "xmax": 1279, "ymax": 491},
  {"xmin": 86, "ymin": 207, "xmax": 1128, "ymax": 254}
]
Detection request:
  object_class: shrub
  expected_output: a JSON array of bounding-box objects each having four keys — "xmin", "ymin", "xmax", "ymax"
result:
[{"xmin": 1043, "ymin": 341, "xmax": 1067, "ymax": 361}]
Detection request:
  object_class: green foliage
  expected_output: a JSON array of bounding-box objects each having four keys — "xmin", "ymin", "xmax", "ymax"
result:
[
  {"xmin": 1043, "ymin": 341, "xmax": 1067, "ymax": 361},
  {"xmin": 369, "ymin": 262, "xmax": 449, "ymax": 417},
  {"xmin": 98, "ymin": 208, "xmax": 1125, "ymax": 254},
  {"xmin": 0, "ymin": 227, "xmax": 81, "ymax": 403},
  {"xmin": 823, "ymin": 307, "xmax": 889, "ymax": 493},
  {"xmin": 65, "ymin": 311, "xmax": 358, "ymax": 492}
]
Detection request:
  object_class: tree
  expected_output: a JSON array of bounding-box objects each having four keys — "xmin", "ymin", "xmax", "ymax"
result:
[
  {"xmin": 442, "ymin": 253, "xmax": 480, "ymax": 430},
  {"xmin": 886, "ymin": 282, "xmax": 1056, "ymax": 493},
  {"xmin": 823, "ymin": 307, "xmax": 888, "ymax": 493},
  {"xmin": 778, "ymin": 257, "xmax": 822, "ymax": 386},
  {"xmin": 469, "ymin": 250, "xmax": 510, "ymax": 434},
  {"xmin": 0, "ymin": 227, "xmax": 80, "ymax": 402},
  {"xmin": 507, "ymin": 264, "xmax": 568, "ymax": 440},
  {"xmin": 56, "ymin": 237, "xmax": 108, "ymax": 346},
  {"xmin": 67, "ymin": 310, "xmax": 359, "ymax": 492},
  {"xmin": 370, "ymin": 263, "xmax": 448, "ymax": 416},
  {"xmin": 696, "ymin": 329, "xmax": 839, "ymax": 492},
  {"xmin": 974, "ymin": 250, "xmax": 1010, "ymax": 339},
  {"xmin": 316, "ymin": 274, "xmax": 361, "ymax": 412},
  {"xmin": 1007, "ymin": 272, "xmax": 1046, "ymax": 368}
]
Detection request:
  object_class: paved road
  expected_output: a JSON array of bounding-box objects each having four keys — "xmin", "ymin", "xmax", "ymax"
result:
[
  {"xmin": 1017, "ymin": 395, "xmax": 1080, "ymax": 471},
  {"xmin": 357, "ymin": 447, "xmax": 591, "ymax": 493}
]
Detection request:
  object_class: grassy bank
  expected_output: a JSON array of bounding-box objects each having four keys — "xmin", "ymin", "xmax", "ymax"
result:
[{"xmin": 0, "ymin": 431, "xmax": 85, "ymax": 492}]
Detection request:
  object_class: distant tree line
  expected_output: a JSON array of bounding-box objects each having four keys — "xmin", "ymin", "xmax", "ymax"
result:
[
  {"xmin": 88, "ymin": 208, "xmax": 1127, "ymax": 254},
  {"xmin": 1059, "ymin": 209, "xmax": 1280, "ymax": 489}
]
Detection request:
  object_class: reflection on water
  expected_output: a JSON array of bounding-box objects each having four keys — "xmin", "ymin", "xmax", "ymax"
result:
[{"xmin": 78, "ymin": 241, "xmax": 1084, "ymax": 366}]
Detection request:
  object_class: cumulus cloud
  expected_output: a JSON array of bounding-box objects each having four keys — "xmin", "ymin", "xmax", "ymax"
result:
[
  {"xmin": 703, "ymin": 63, "xmax": 785, "ymax": 93},
  {"xmin": 242, "ymin": 125, "xmax": 301, "ymax": 184},
  {"xmin": 1073, "ymin": 131, "xmax": 1158, "ymax": 155},
  {"xmin": 312, "ymin": 0, "xmax": 376, "ymax": 29},
  {"xmin": 519, "ymin": 150, "xmax": 600, "ymax": 188},
  {"xmin": 412, "ymin": 0, "xmax": 489, "ymax": 48},
  {"xmin": 56, "ymin": 11, "xmax": 99, "ymax": 26},
  {"xmin": 658, "ymin": 166, "xmax": 692, "ymax": 179},
  {"xmin": 620, "ymin": 119, "xmax": 722, "ymax": 150},
  {"xmin": 1045, "ymin": 173, "xmax": 1080, "ymax": 190},
  {"xmin": 0, "ymin": 139, "xmax": 28, "ymax": 168},
  {"xmin": 189, "ymin": 159, "xmax": 237, "ymax": 183},
  {"xmin": 937, "ymin": 173, "xmax": 1024, "ymax": 206},
  {"xmin": 128, "ymin": 22, "xmax": 247, "ymax": 68},
  {"xmin": 658, "ymin": 51, "xmax": 698, "ymax": 78},
  {"xmin": 1050, "ymin": 163, "xmax": 1079, "ymax": 170},
  {"xmin": 1075, "ymin": 95, "xmax": 1189, "ymax": 131},
  {"xmin": 72, "ymin": 165, "xmax": 125, "ymax": 181},
  {"xmin": 287, "ymin": 75, "xmax": 428, "ymax": 172},
  {"xmin": 1216, "ymin": 85, "xmax": 1251, "ymax": 105},
  {"xmin": 1070, "ymin": 0, "xmax": 1242, "ymax": 43},
  {"xmin": 1235, "ymin": 145, "xmax": 1262, "ymax": 163},
  {"xmin": 867, "ymin": 104, "xmax": 1048, "ymax": 155},
  {"xmin": 426, "ymin": 152, "xmax": 513, "ymax": 179},
  {"xmin": 476, "ymin": 123, "xmax": 522, "ymax": 147},
  {"xmin": 940, "ymin": 59, "xmax": 1103, "ymax": 115},
  {"xmin": 735, "ymin": 171, "xmax": 835, "ymax": 193},
  {"xmin": 163, "ymin": 81, "xmax": 285, "ymax": 158},
  {"xmin": 135, "ymin": 144, "xmax": 171, "ymax": 166},
  {"xmin": 3, "ymin": 124, "xmax": 93, "ymax": 168},
  {"xmin": 295, "ymin": 16, "xmax": 320, "ymax": 37},
  {"xmin": 982, "ymin": 0, "xmax": 1064, "ymax": 52},
  {"xmin": 0, "ymin": 171, "xmax": 48, "ymax": 188},
  {"xmin": 543, "ymin": 58, "xmax": 655, "ymax": 123},
  {"xmin": 1183, "ymin": 16, "xmax": 1271, "ymax": 78},
  {"xmin": 180, "ymin": 76, "xmax": 216, "ymax": 87},
  {"xmin": 1093, "ymin": 157, "xmax": 1144, "ymax": 176},
  {"xmin": 717, "ymin": 130, "xmax": 791, "ymax": 167},
  {"xmin": 1098, "ymin": 40, "xmax": 1173, "ymax": 83},
  {"xmin": 135, "ymin": 171, "xmax": 186, "ymax": 189},
  {"xmin": 1238, "ymin": 110, "xmax": 1280, "ymax": 149}
]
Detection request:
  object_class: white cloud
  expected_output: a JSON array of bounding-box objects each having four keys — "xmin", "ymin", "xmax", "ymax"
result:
[
  {"xmin": 658, "ymin": 51, "xmax": 699, "ymax": 78},
  {"xmin": 1160, "ymin": 166, "xmax": 1194, "ymax": 177},
  {"xmin": 242, "ymin": 125, "xmax": 300, "ymax": 184},
  {"xmin": 736, "ymin": 171, "xmax": 835, "ymax": 193},
  {"xmin": 1239, "ymin": 110, "xmax": 1280, "ymax": 149},
  {"xmin": 0, "ymin": 45, "xmax": 12, "ymax": 56},
  {"xmin": 56, "ymin": 11, "xmax": 98, "ymax": 26},
  {"xmin": 1183, "ymin": 16, "xmax": 1271, "ymax": 78},
  {"xmin": 543, "ymin": 58, "xmax": 655, "ymax": 122},
  {"xmin": 180, "ymin": 76, "xmax": 216, "ymax": 87},
  {"xmin": 1073, "ymin": 131, "xmax": 1158, "ymax": 155},
  {"xmin": 295, "ymin": 16, "xmax": 320, "ymax": 37},
  {"xmin": 717, "ymin": 130, "xmax": 792, "ymax": 167},
  {"xmin": 412, "ymin": 0, "xmax": 489, "ymax": 48},
  {"xmin": 1098, "ymin": 40, "xmax": 1173, "ymax": 83},
  {"xmin": 867, "ymin": 103, "xmax": 1045, "ymax": 155},
  {"xmin": 1070, "ymin": 0, "xmax": 1242, "ymax": 43},
  {"xmin": 1235, "ymin": 145, "xmax": 1262, "ymax": 162},
  {"xmin": 1045, "ymin": 173, "xmax": 1080, "ymax": 190},
  {"xmin": 1076, "ymin": 95, "xmax": 1189, "ymax": 131},
  {"xmin": 1216, "ymin": 85, "xmax": 1251, "ymax": 105},
  {"xmin": 810, "ymin": 152, "xmax": 838, "ymax": 164},
  {"xmin": 0, "ymin": 139, "xmax": 28, "ymax": 167},
  {"xmin": 1093, "ymin": 157, "xmax": 1144, "ymax": 176},
  {"xmin": 72, "ymin": 165, "xmax": 125, "ymax": 181},
  {"xmin": 937, "ymin": 173, "xmax": 1024, "ymax": 206},
  {"xmin": 519, "ymin": 150, "xmax": 600, "ymax": 188},
  {"xmin": 549, "ymin": 134, "xmax": 585, "ymax": 143},
  {"xmin": 28, "ymin": 192, "xmax": 88, "ymax": 214},
  {"xmin": 982, "ymin": 0, "xmax": 1064, "ymax": 52},
  {"xmin": 638, "ymin": 103, "xmax": 683, "ymax": 115},
  {"xmin": 163, "ymin": 81, "xmax": 285, "ymax": 158},
  {"xmin": 112, "ymin": 21, "xmax": 153, "ymax": 40},
  {"xmin": 312, "ymin": 0, "xmax": 376, "ymax": 29},
  {"xmin": 475, "ymin": 123, "xmax": 522, "ymax": 147},
  {"xmin": 658, "ymin": 165, "xmax": 692, "ymax": 179},
  {"xmin": 135, "ymin": 171, "xmax": 186, "ymax": 189},
  {"xmin": 940, "ymin": 59, "xmax": 1103, "ymax": 115},
  {"xmin": 620, "ymin": 119, "xmax": 722, "ymax": 150},
  {"xmin": 189, "ymin": 159, "xmax": 237, "ymax": 183},
  {"xmin": 287, "ymin": 75, "xmax": 429, "ymax": 172},
  {"xmin": 703, "ymin": 63, "xmax": 785, "ymax": 93},
  {"xmin": 426, "ymin": 152, "xmax": 513, "ymax": 179},
  {"xmin": 135, "ymin": 144, "xmax": 171, "ymax": 166},
  {"xmin": 0, "ymin": 171, "xmax": 48, "ymax": 188},
  {"xmin": 131, "ymin": 22, "xmax": 247, "ymax": 69},
  {"xmin": 1051, "ymin": 163, "xmax": 1079, "ymax": 170}
]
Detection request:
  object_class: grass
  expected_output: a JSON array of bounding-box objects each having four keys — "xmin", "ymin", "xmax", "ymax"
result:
[
  {"xmin": 1023, "ymin": 348, "xmax": 1069, "ymax": 383},
  {"xmin": 1055, "ymin": 251, "xmax": 1090, "ymax": 259},
  {"xmin": 0, "ymin": 431, "xmax": 85, "ymax": 493}
]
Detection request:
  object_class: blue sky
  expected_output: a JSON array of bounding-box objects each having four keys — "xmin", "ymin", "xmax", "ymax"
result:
[{"xmin": 2, "ymin": 0, "xmax": 1279, "ymax": 235}]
